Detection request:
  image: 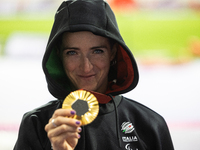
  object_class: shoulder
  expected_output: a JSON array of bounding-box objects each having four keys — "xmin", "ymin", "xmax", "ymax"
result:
[
  {"xmin": 119, "ymin": 96, "xmax": 166, "ymax": 126},
  {"xmin": 22, "ymin": 100, "xmax": 62, "ymax": 125},
  {"xmin": 118, "ymin": 96, "xmax": 174, "ymax": 149},
  {"xmin": 14, "ymin": 101, "xmax": 61, "ymax": 149}
]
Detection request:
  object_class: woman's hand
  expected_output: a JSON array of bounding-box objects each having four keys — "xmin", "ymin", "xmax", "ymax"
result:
[{"xmin": 45, "ymin": 109, "xmax": 82, "ymax": 150}]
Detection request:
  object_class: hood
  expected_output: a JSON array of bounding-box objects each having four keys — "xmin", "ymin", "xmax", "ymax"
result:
[{"xmin": 42, "ymin": 0, "xmax": 139, "ymax": 100}]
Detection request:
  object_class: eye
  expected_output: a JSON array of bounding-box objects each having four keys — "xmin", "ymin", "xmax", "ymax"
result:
[
  {"xmin": 93, "ymin": 49, "xmax": 104, "ymax": 54},
  {"xmin": 65, "ymin": 50, "xmax": 77, "ymax": 55}
]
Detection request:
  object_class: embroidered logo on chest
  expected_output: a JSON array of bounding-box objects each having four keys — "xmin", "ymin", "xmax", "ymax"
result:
[
  {"xmin": 121, "ymin": 121, "xmax": 139, "ymax": 150},
  {"xmin": 121, "ymin": 122, "xmax": 135, "ymax": 134}
]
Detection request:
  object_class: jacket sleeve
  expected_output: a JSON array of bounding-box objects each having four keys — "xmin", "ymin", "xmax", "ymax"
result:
[
  {"xmin": 142, "ymin": 113, "xmax": 174, "ymax": 150},
  {"xmin": 123, "ymin": 98, "xmax": 174, "ymax": 150},
  {"xmin": 155, "ymin": 117, "xmax": 174, "ymax": 150},
  {"xmin": 142, "ymin": 112, "xmax": 174, "ymax": 150},
  {"xmin": 14, "ymin": 112, "xmax": 51, "ymax": 150}
]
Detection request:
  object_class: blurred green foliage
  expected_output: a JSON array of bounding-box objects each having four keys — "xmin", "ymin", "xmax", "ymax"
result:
[
  {"xmin": 116, "ymin": 11, "xmax": 200, "ymax": 61},
  {"xmin": 0, "ymin": 10, "xmax": 200, "ymax": 61},
  {"xmin": 0, "ymin": 18, "xmax": 53, "ymax": 54}
]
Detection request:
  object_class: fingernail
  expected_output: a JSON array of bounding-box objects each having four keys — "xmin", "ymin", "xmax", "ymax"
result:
[
  {"xmin": 71, "ymin": 110, "xmax": 75, "ymax": 115},
  {"xmin": 78, "ymin": 134, "xmax": 81, "ymax": 138},
  {"xmin": 78, "ymin": 127, "xmax": 82, "ymax": 132},
  {"xmin": 76, "ymin": 121, "xmax": 80, "ymax": 125}
]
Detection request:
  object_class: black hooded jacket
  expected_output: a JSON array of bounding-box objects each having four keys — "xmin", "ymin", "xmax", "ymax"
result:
[{"xmin": 14, "ymin": 0, "xmax": 174, "ymax": 150}]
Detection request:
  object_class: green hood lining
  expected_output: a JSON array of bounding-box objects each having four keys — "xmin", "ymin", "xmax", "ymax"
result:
[{"xmin": 46, "ymin": 47, "xmax": 71, "ymax": 92}]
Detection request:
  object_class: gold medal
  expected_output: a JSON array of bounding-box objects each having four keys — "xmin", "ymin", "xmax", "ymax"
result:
[{"xmin": 62, "ymin": 90, "xmax": 99, "ymax": 125}]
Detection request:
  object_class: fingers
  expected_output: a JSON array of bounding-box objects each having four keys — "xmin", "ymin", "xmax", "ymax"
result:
[
  {"xmin": 47, "ymin": 117, "xmax": 82, "ymax": 136},
  {"xmin": 48, "ymin": 116, "xmax": 81, "ymax": 129},
  {"xmin": 45, "ymin": 109, "xmax": 82, "ymax": 132},
  {"xmin": 48, "ymin": 124, "xmax": 82, "ymax": 139},
  {"xmin": 48, "ymin": 125, "xmax": 81, "ymax": 150},
  {"xmin": 52, "ymin": 109, "xmax": 76, "ymax": 119},
  {"xmin": 45, "ymin": 109, "xmax": 82, "ymax": 150}
]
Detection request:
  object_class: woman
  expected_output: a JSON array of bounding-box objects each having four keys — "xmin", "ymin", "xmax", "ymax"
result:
[{"xmin": 14, "ymin": 0, "xmax": 174, "ymax": 150}]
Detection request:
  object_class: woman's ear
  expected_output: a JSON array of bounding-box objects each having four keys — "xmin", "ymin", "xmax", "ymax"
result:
[{"xmin": 110, "ymin": 43, "xmax": 118, "ymax": 61}]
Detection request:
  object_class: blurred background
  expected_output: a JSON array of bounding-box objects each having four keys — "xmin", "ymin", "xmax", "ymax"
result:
[{"xmin": 0, "ymin": 0, "xmax": 200, "ymax": 149}]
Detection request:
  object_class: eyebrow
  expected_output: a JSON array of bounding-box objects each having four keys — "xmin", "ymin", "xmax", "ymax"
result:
[
  {"xmin": 62, "ymin": 47, "xmax": 79, "ymax": 51},
  {"xmin": 91, "ymin": 45, "xmax": 108, "ymax": 49},
  {"xmin": 62, "ymin": 45, "xmax": 108, "ymax": 51}
]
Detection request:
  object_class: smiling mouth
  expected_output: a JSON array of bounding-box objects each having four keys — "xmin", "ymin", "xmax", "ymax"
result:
[{"xmin": 79, "ymin": 75, "xmax": 95, "ymax": 79}]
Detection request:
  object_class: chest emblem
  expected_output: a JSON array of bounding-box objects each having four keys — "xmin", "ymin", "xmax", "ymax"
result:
[{"xmin": 121, "ymin": 122, "xmax": 135, "ymax": 134}]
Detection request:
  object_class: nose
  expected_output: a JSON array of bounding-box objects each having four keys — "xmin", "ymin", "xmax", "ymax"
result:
[{"xmin": 80, "ymin": 56, "xmax": 93, "ymax": 73}]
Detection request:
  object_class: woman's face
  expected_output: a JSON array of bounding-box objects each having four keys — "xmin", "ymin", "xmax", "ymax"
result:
[{"xmin": 61, "ymin": 31, "xmax": 116, "ymax": 93}]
